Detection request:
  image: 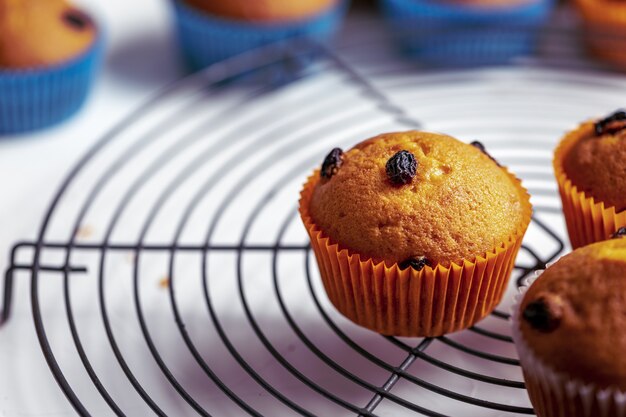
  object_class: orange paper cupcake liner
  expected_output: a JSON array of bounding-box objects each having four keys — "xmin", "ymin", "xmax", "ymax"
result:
[
  {"xmin": 299, "ymin": 171, "xmax": 532, "ymax": 337},
  {"xmin": 583, "ymin": 27, "xmax": 626, "ymax": 70},
  {"xmin": 553, "ymin": 130, "xmax": 626, "ymax": 250},
  {"xmin": 575, "ymin": 0, "xmax": 626, "ymax": 69}
]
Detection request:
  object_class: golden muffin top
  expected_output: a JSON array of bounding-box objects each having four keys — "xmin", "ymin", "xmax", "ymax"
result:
[
  {"xmin": 448, "ymin": 0, "xmax": 533, "ymax": 7},
  {"xmin": 562, "ymin": 111, "xmax": 626, "ymax": 213},
  {"xmin": 184, "ymin": 0, "xmax": 338, "ymax": 22},
  {"xmin": 518, "ymin": 236, "xmax": 626, "ymax": 390},
  {"xmin": 308, "ymin": 131, "xmax": 531, "ymax": 267},
  {"xmin": 0, "ymin": 0, "xmax": 96, "ymax": 69}
]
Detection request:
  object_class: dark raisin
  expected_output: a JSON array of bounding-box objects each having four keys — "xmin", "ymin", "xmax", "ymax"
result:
[
  {"xmin": 594, "ymin": 109, "xmax": 626, "ymax": 136},
  {"xmin": 386, "ymin": 150, "xmax": 417, "ymax": 185},
  {"xmin": 471, "ymin": 141, "xmax": 501, "ymax": 167},
  {"xmin": 522, "ymin": 296, "xmax": 562, "ymax": 333},
  {"xmin": 399, "ymin": 256, "xmax": 431, "ymax": 271},
  {"xmin": 612, "ymin": 227, "xmax": 626, "ymax": 239},
  {"xmin": 470, "ymin": 141, "xmax": 486, "ymax": 153},
  {"xmin": 320, "ymin": 148, "xmax": 344, "ymax": 181},
  {"xmin": 63, "ymin": 10, "xmax": 89, "ymax": 30}
]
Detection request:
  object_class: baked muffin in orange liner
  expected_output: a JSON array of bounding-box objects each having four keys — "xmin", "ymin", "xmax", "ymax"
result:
[
  {"xmin": 299, "ymin": 170, "xmax": 532, "ymax": 337},
  {"xmin": 574, "ymin": 0, "xmax": 626, "ymax": 69},
  {"xmin": 553, "ymin": 121, "xmax": 626, "ymax": 249}
]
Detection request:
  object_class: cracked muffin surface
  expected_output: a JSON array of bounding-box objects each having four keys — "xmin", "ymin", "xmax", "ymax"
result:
[
  {"xmin": 562, "ymin": 120, "xmax": 626, "ymax": 212},
  {"xmin": 518, "ymin": 238, "xmax": 626, "ymax": 390},
  {"xmin": 308, "ymin": 131, "xmax": 530, "ymax": 266}
]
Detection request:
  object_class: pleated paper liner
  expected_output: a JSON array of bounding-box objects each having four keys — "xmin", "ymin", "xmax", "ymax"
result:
[
  {"xmin": 511, "ymin": 277, "xmax": 626, "ymax": 417},
  {"xmin": 172, "ymin": 0, "xmax": 349, "ymax": 71},
  {"xmin": 299, "ymin": 170, "xmax": 532, "ymax": 337},
  {"xmin": 553, "ymin": 126, "xmax": 626, "ymax": 249},
  {"xmin": 0, "ymin": 33, "xmax": 104, "ymax": 134},
  {"xmin": 379, "ymin": 0, "xmax": 554, "ymax": 67}
]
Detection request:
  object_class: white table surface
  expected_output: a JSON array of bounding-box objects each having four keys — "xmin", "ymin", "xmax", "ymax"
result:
[
  {"xmin": 0, "ymin": 1, "xmax": 182, "ymax": 415},
  {"xmin": 2, "ymin": 2, "xmax": 624, "ymax": 416}
]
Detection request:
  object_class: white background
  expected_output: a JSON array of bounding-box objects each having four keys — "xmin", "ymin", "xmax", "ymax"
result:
[
  {"xmin": 0, "ymin": 1, "xmax": 182, "ymax": 415},
  {"xmin": 2, "ymin": 1, "xmax": 624, "ymax": 416}
]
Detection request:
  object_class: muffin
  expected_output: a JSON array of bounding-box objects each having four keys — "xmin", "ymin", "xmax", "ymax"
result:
[
  {"xmin": 512, "ymin": 237, "xmax": 626, "ymax": 417},
  {"xmin": 379, "ymin": 0, "xmax": 554, "ymax": 66},
  {"xmin": 553, "ymin": 110, "xmax": 626, "ymax": 249},
  {"xmin": 299, "ymin": 131, "xmax": 532, "ymax": 337},
  {"xmin": 184, "ymin": 0, "xmax": 337, "ymax": 21},
  {"xmin": 0, "ymin": 0, "xmax": 103, "ymax": 133},
  {"xmin": 574, "ymin": 0, "xmax": 626, "ymax": 69},
  {"xmin": 172, "ymin": 0, "xmax": 348, "ymax": 70}
]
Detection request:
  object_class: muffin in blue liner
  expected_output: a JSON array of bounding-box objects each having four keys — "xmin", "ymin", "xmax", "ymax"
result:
[
  {"xmin": 0, "ymin": 37, "xmax": 103, "ymax": 135},
  {"xmin": 380, "ymin": 0, "xmax": 555, "ymax": 66},
  {"xmin": 172, "ymin": 0, "xmax": 349, "ymax": 71}
]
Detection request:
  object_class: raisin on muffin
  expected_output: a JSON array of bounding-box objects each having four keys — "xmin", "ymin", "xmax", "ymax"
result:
[
  {"xmin": 0, "ymin": 0, "xmax": 102, "ymax": 133},
  {"xmin": 554, "ymin": 110, "xmax": 626, "ymax": 248},
  {"xmin": 562, "ymin": 112, "xmax": 626, "ymax": 213},
  {"xmin": 308, "ymin": 131, "xmax": 528, "ymax": 267},
  {"xmin": 513, "ymin": 237, "xmax": 626, "ymax": 417},
  {"xmin": 300, "ymin": 131, "xmax": 532, "ymax": 336},
  {"xmin": 0, "ymin": 0, "xmax": 96, "ymax": 68}
]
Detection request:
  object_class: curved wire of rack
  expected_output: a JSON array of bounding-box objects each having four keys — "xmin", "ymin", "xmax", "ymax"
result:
[{"xmin": 7, "ymin": 17, "xmax": 626, "ymax": 415}]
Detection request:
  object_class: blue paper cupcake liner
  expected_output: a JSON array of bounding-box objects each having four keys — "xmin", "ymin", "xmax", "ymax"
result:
[
  {"xmin": 0, "ymin": 36, "xmax": 104, "ymax": 135},
  {"xmin": 172, "ymin": 1, "xmax": 348, "ymax": 71},
  {"xmin": 380, "ymin": 0, "xmax": 555, "ymax": 66}
]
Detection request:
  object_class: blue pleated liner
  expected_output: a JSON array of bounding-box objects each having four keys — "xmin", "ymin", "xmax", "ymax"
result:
[
  {"xmin": 172, "ymin": 0, "xmax": 349, "ymax": 71},
  {"xmin": 380, "ymin": 0, "xmax": 555, "ymax": 66},
  {"xmin": 0, "ymin": 33, "xmax": 104, "ymax": 135}
]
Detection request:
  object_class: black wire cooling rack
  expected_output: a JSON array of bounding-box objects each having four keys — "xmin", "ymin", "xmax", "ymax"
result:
[{"xmin": 4, "ymin": 10, "xmax": 626, "ymax": 416}]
